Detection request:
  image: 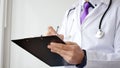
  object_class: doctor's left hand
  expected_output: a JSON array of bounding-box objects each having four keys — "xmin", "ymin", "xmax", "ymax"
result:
[{"xmin": 47, "ymin": 41, "xmax": 84, "ymax": 65}]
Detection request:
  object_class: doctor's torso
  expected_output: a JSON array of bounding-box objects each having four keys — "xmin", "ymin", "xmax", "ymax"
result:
[
  {"xmin": 60, "ymin": 0, "xmax": 119, "ymax": 54},
  {"xmin": 56, "ymin": 0, "xmax": 120, "ymax": 68},
  {"xmin": 58, "ymin": 0, "xmax": 120, "ymax": 68}
]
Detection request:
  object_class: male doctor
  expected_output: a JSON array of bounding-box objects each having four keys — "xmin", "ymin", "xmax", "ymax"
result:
[{"xmin": 47, "ymin": 0, "xmax": 120, "ymax": 68}]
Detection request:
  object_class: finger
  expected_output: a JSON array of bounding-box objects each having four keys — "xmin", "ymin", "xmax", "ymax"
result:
[
  {"xmin": 48, "ymin": 42, "xmax": 64, "ymax": 50},
  {"xmin": 65, "ymin": 41, "xmax": 78, "ymax": 45},
  {"xmin": 50, "ymin": 42, "xmax": 72, "ymax": 51},
  {"xmin": 48, "ymin": 26, "xmax": 57, "ymax": 35},
  {"xmin": 58, "ymin": 50, "xmax": 72, "ymax": 60},
  {"xmin": 48, "ymin": 42, "xmax": 72, "ymax": 51},
  {"xmin": 55, "ymin": 49, "xmax": 74, "ymax": 64},
  {"xmin": 48, "ymin": 44, "xmax": 72, "ymax": 59},
  {"xmin": 61, "ymin": 45, "xmax": 74, "ymax": 51},
  {"xmin": 57, "ymin": 34, "xmax": 64, "ymax": 40},
  {"xmin": 48, "ymin": 43, "xmax": 63, "ymax": 54},
  {"xmin": 59, "ymin": 50, "xmax": 72, "ymax": 57},
  {"xmin": 46, "ymin": 26, "xmax": 57, "ymax": 36}
]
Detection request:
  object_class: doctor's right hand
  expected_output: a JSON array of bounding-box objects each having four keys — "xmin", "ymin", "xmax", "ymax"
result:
[
  {"xmin": 46, "ymin": 26, "xmax": 64, "ymax": 40},
  {"xmin": 48, "ymin": 41, "xmax": 85, "ymax": 65}
]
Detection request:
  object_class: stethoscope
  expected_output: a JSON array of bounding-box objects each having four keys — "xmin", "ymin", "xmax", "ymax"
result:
[
  {"xmin": 95, "ymin": 0, "xmax": 112, "ymax": 39},
  {"xmin": 67, "ymin": 0, "xmax": 112, "ymax": 39}
]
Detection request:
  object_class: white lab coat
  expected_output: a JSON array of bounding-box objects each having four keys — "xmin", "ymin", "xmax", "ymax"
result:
[{"xmin": 58, "ymin": 0, "xmax": 120, "ymax": 68}]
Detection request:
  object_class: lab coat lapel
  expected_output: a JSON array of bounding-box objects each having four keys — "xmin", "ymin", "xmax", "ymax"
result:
[
  {"xmin": 73, "ymin": 3, "xmax": 82, "ymax": 30},
  {"xmin": 81, "ymin": 3, "xmax": 107, "ymax": 30}
]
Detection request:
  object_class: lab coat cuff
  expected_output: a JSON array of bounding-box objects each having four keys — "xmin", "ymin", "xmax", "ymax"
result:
[{"xmin": 76, "ymin": 50, "xmax": 87, "ymax": 68}]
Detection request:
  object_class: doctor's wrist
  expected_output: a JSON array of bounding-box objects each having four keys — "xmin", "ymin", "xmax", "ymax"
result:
[{"xmin": 76, "ymin": 50, "xmax": 87, "ymax": 68}]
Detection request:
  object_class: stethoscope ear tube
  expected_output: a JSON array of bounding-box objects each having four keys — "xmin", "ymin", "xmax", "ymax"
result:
[
  {"xmin": 96, "ymin": 0, "xmax": 112, "ymax": 39},
  {"xmin": 99, "ymin": 0, "xmax": 112, "ymax": 30}
]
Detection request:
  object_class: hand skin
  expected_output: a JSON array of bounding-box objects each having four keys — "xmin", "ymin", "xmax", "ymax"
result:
[
  {"xmin": 47, "ymin": 42, "xmax": 84, "ymax": 65},
  {"xmin": 46, "ymin": 26, "xmax": 84, "ymax": 64},
  {"xmin": 46, "ymin": 26, "xmax": 64, "ymax": 40}
]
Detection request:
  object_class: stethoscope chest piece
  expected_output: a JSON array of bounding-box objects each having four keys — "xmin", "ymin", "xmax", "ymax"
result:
[{"xmin": 95, "ymin": 29, "xmax": 104, "ymax": 39}]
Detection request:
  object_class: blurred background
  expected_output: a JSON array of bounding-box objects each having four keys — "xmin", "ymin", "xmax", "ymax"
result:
[{"xmin": 0, "ymin": 0, "xmax": 76, "ymax": 68}]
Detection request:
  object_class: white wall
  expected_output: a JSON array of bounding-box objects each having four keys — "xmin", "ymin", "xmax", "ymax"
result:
[
  {"xmin": 0, "ymin": 0, "xmax": 5, "ymax": 68},
  {"xmin": 10, "ymin": 0, "xmax": 75, "ymax": 68}
]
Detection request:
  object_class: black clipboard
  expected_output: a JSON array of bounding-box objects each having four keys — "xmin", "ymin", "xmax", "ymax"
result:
[{"xmin": 12, "ymin": 35, "xmax": 72, "ymax": 66}]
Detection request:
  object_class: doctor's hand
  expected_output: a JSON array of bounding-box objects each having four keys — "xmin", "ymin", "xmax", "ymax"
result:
[
  {"xmin": 47, "ymin": 42, "xmax": 84, "ymax": 64},
  {"xmin": 46, "ymin": 26, "xmax": 64, "ymax": 40}
]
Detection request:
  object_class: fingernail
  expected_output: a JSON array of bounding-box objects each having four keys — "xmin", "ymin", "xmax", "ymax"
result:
[
  {"xmin": 50, "ymin": 42, "xmax": 54, "ymax": 45},
  {"xmin": 47, "ymin": 45, "xmax": 51, "ymax": 48}
]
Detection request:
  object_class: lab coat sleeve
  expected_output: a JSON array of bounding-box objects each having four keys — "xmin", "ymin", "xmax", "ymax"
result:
[
  {"xmin": 58, "ymin": 10, "xmax": 68, "ymax": 36},
  {"xmin": 85, "ymin": 6, "xmax": 120, "ymax": 68},
  {"xmin": 58, "ymin": 0, "xmax": 78, "ymax": 38}
]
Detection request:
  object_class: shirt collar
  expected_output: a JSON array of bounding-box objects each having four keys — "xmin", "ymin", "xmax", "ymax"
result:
[{"xmin": 80, "ymin": 0, "xmax": 110, "ymax": 7}]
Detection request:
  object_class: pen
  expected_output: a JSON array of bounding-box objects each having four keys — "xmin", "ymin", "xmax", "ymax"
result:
[{"xmin": 56, "ymin": 26, "xmax": 59, "ymax": 34}]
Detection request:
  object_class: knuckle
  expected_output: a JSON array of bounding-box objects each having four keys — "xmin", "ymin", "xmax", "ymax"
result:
[{"xmin": 67, "ymin": 58, "xmax": 73, "ymax": 64}]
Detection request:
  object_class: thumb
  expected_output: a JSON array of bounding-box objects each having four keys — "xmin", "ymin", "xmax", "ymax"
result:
[
  {"xmin": 46, "ymin": 26, "xmax": 57, "ymax": 35},
  {"xmin": 58, "ymin": 34, "xmax": 64, "ymax": 40}
]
